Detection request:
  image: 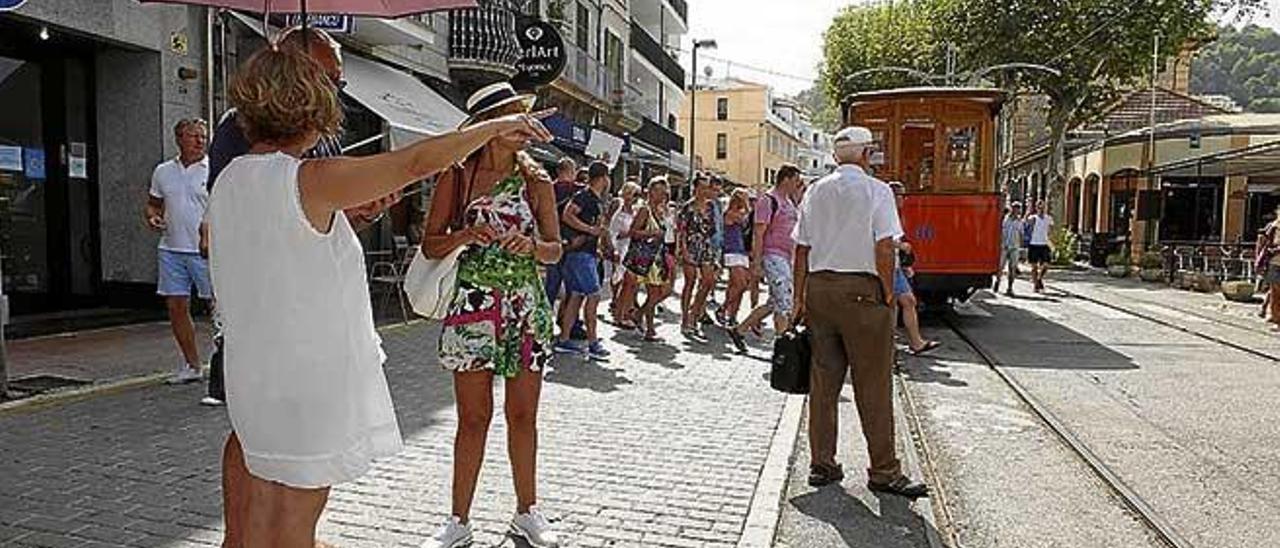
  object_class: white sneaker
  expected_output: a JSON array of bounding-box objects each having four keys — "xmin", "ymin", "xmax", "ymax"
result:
[
  {"xmin": 199, "ymin": 396, "xmax": 225, "ymax": 407},
  {"xmin": 425, "ymin": 516, "xmax": 472, "ymax": 548},
  {"xmin": 167, "ymin": 365, "xmax": 202, "ymax": 385},
  {"xmin": 509, "ymin": 506, "xmax": 560, "ymax": 548}
]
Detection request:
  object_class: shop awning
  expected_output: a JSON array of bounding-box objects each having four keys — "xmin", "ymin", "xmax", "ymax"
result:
[
  {"xmin": 341, "ymin": 54, "xmax": 465, "ymax": 148},
  {"xmin": 1149, "ymin": 139, "xmax": 1280, "ymax": 179}
]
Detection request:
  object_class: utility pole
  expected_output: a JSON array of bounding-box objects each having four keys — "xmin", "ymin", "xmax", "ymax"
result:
[{"xmin": 689, "ymin": 38, "xmax": 717, "ymax": 178}]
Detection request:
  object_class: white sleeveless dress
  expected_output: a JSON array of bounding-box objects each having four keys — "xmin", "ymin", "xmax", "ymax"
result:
[{"xmin": 207, "ymin": 152, "xmax": 402, "ymax": 488}]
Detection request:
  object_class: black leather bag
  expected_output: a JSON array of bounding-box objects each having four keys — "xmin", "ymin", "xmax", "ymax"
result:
[{"xmin": 770, "ymin": 328, "xmax": 812, "ymax": 394}]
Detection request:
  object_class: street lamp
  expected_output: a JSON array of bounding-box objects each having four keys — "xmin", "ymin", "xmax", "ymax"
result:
[{"xmin": 688, "ymin": 38, "xmax": 717, "ymax": 176}]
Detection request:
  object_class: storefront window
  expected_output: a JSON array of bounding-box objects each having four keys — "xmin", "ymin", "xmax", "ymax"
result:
[{"xmin": 0, "ymin": 56, "xmax": 49, "ymax": 296}]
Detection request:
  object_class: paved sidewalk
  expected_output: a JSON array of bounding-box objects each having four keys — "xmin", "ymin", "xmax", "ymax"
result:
[
  {"xmin": 773, "ymin": 385, "xmax": 934, "ymax": 548},
  {"xmin": 7, "ymin": 322, "xmax": 214, "ymax": 385},
  {"xmin": 0, "ymin": 318, "xmax": 790, "ymax": 548}
]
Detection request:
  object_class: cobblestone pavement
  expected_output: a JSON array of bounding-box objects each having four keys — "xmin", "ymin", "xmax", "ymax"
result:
[
  {"xmin": 0, "ymin": 316, "xmax": 790, "ymax": 548},
  {"xmin": 7, "ymin": 322, "xmax": 214, "ymax": 384}
]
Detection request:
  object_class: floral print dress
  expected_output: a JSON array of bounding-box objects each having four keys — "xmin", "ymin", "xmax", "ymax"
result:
[
  {"xmin": 679, "ymin": 199, "xmax": 718, "ymax": 267},
  {"xmin": 439, "ymin": 170, "xmax": 554, "ymax": 378}
]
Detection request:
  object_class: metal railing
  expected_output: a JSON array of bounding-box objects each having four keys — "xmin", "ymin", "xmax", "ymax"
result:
[
  {"xmin": 629, "ymin": 19, "xmax": 685, "ymax": 86},
  {"xmin": 447, "ymin": 4, "xmax": 521, "ymax": 75}
]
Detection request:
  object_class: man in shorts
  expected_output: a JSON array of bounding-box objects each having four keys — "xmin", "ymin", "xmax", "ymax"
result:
[
  {"xmin": 146, "ymin": 118, "xmax": 212, "ymax": 385},
  {"xmin": 553, "ymin": 161, "xmax": 612, "ymax": 360},
  {"xmin": 1026, "ymin": 200, "xmax": 1055, "ymax": 292},
  {"xmin": 997, "ymin": 202, "xmax": 1025, "ymax": 296},
  {"xmin": 728, "ymin": 164, "xmax": 803, "ymax": 353}
]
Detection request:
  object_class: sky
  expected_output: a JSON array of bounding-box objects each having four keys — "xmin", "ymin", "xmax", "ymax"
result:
[
  {"xmin": 682, "ymin": 0, "xmax": 1280, "ymax": 99},
  {"xmin": 681, "ymin": 0, "xmax": 862, "ymax": 97}
]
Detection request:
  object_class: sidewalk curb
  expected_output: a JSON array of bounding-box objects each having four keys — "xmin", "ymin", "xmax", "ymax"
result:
[
  {"xmin": 0, "ymin": 319, "xmax": 427, "ymax": 417},
  {"xmin": 0, "ymin": 373, "xmax": 169, "ymax": 417},
  {"xmin": 736, "ymin": 393, "xmax": 805, "ymax": 548}
]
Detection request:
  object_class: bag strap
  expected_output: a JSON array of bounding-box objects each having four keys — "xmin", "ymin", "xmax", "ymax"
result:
[{"xmin": 449, "ymin": 163, "xmax": 481, "ymax": 232}]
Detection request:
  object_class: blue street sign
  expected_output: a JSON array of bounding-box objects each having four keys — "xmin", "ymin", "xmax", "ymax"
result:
[
  {"xmin": 0, "ymin": 0, "xmax": 28, "ymax": 12},
  {"xmin": 283, "ymin": 13, "xmax": 354, "ymax": 33}
]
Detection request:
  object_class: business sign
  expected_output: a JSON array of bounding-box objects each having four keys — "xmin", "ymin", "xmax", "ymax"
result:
[
  {"xmin": 511, "ymin": 17, "xmax": 566, "ymax": 91},
  {"xmin": 279, "ymin": 13, "xmax": 354, "ymax": 33},
  {"xmin": 0, "ymin": 0, "xmax": 28, "ymax": 12}
]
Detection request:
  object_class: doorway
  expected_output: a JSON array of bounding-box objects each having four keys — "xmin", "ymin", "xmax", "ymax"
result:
[{"xmin": 0, "ymin": 22, "xmax": 101, "ymax": 316}]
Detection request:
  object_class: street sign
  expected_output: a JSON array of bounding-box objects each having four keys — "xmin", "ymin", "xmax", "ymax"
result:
[
  {"xmin": 279, "ymin": 13, "xmax": 355, "ymax": 33},
  {"xmin": 0, "ymin": 0, "xmax": 28, "ymax": 12},
  {"xmin": 511, "ymin": 16, "xmax": 566, "ymax": 91}
]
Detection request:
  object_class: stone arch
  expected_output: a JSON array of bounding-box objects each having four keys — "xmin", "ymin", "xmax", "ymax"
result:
[{"xmin": 1083, "ymin": 173, "xmax": 1102, "ymax": 233}]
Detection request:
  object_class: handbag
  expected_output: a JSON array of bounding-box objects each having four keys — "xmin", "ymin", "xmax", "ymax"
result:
[
  {"xmin": 404, "ymin": 165, "xmax": 474, "ymax": 320},
  {"xmin": 770, "ymin": 327, "xmax": 812, "ymax": 395}
]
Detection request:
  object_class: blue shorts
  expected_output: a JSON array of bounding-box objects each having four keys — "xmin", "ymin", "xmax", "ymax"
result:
[
  {"xmin": 562, "ymin": 252, "xmax": 602, "ymax": 296},
  {"xmin": 157, "ymin": 249, "xmax": 212, "ymax": 299},
  {"xmin": 893, "ymin": 268, "xmax": 912, "ymax": 297}
]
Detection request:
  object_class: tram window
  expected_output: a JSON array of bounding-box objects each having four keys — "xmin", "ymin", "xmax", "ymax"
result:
[
  {"xmin": 945, "ymin": 125, "xmax": 979, "ymax": 182},
  {"xmin": 900, "ymin": 121, "xmax": 935, "ymax": 192}
]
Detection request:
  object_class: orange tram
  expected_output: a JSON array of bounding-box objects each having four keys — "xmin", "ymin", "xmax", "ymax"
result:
[{"xmin": 844, "ymin": 87, "xmax": 1005, "ymax": 305}]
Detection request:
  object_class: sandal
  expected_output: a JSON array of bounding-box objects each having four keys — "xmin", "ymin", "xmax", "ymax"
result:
[
  {"xmin": 909, "ymin": 340, "xmax": 941, "ymax": 356},
  {"xmin": 643, "ymin": 331, "xmax": 661, "ymax": 342}
]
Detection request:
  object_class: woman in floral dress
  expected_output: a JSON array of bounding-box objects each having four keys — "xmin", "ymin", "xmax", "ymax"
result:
[
  {"xmin": 418, "ymin": 83, "xmax": 564, "ymax": 548},
  {"xmin": 678, "ymin": 174, "xmax": 720, "ymax": 340}
]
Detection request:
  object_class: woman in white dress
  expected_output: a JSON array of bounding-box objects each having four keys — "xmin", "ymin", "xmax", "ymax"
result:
[
  {"xmin": 607, "ymin": 180, "xmax": 642, "ymax": 327},
  {"xmin": 206, "ymin": 47, "xmax": 550, "ymax": 548}
]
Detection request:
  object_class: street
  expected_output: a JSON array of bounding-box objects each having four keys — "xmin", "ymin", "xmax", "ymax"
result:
[{"xmin": 4, "ymin": 269, "xmax": 1280, "ymax": 547}]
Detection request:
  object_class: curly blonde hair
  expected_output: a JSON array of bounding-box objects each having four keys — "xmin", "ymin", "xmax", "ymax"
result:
[{"xmin": 228, "ymin": 47, "xmax": 342, "ymax": 145}]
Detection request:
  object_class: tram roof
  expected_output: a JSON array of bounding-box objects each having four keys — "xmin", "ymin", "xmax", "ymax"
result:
[{"xmin": 845, "ymin": 87, "xmax": 1006, "ymax": 105}]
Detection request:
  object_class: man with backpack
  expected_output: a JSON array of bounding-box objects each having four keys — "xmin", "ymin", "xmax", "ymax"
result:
[{"xmin": 728, "ymin": 164, "xmax": 803, "ymax": 352}]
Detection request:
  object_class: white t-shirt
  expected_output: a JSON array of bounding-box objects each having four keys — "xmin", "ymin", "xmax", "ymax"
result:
[
  {"xmin": 1030, "ymin": 214, "xmax": 1055, "ymax": 246},
  {"xmin": 149, "ymin": 156, "xmax": 210, "ymax": 253},
  {"xmin": 794, "ymin": 164, "xmax": 903, "ymax": 274}
]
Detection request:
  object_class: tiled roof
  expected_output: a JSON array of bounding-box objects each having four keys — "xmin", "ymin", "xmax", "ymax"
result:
[{"xmin": 1080, "ymin": 87, "xmax": 1230, "ymax": 134}]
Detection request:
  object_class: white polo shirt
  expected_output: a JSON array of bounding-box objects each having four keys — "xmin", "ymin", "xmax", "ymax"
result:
[
  {"xmin": 1029, "ymin": 214, "xmax": 1054, "ymax": 246},
  {"xmin": 149, "ymin": 156, "xmax": 210, "ymax": 253},
  {"xmin": 794, "ymin": 164, "xmax": 903, "ymax": 275}
]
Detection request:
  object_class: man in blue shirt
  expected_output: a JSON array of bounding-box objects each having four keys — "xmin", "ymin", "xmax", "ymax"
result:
[{"xmin": 996, "ymin": 202, "xmax": 1026, "ymax": 296}]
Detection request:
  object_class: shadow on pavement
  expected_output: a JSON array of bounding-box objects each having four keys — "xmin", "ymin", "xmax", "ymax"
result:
[
  {"xmin": 948, "ymin": 297, "xmax": 1140, "ymax": 371},
  {"xmin": 789, "ymin": 488, "xmax": 938, "ymax": 548},
  {"xmin": 542, "ymin": 358, "xmax": 634, "ymax": 393}
]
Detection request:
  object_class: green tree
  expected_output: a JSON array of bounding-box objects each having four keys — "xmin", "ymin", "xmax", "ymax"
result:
[
  {"xmin": 794, "ymin": 86, "xmax": 840, "ymax": 133},
  {"xmin": 819, "ymin": 0, "xmax": 946, "ymax": 105},
  {"xmin": 1190, "ymin": 25, "xmax": 1280, "ymax": 112},
  {"xmin": 821, "ymin": 0, "xmax": 1266, "ymax": 207}
]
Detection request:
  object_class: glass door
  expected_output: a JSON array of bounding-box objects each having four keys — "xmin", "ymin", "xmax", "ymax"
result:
[{"xmin": 0, "ymin": 55, "xmax": 50, "ymax": 309}]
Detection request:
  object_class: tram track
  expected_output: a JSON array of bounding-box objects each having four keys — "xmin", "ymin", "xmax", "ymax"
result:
[
  {"xmin": 1044, "ymin": 283, "xmax": 1280, "ymax": 364},
  {"xmin": 940, "ymin": 315, "xmax": 1194, "ymax": 548}
]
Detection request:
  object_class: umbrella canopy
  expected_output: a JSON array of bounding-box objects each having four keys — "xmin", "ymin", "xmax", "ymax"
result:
[{"xmin": 138, "ymin": 0, "xmax": 477, "ymax": 18}]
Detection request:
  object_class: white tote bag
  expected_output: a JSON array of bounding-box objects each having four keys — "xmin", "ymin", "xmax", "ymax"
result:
[{"xmin": 403, "ymin": 245, "xmax": 465, "ymax": 320}]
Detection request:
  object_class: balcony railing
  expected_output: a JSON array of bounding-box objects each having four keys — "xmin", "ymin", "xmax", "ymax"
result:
[
  {"xmin": 629, "ymin": 20, "xmax": 685, "ymax": 87},
  {"xmin": 447, "ymin": 1, "xmax": 521, "ymax": 77},
  {"xmin": 634, "ymin": 115, "xmax": 684, "ymax": 153},
  {"xmin": 667, "ymin": 0, "xmax": 688, "ymax": 23},
  {"xmin": 560, "ymin": 40, "xmax": 614, "ymax": 104}
]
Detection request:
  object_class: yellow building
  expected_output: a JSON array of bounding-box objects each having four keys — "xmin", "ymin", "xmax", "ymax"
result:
[{"xmin": 677, "ymin": 78, "xmax": 805, "ymax": 188}]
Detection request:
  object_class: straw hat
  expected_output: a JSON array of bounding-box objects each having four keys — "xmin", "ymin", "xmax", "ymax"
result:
[{"xmin": 461, "ymin": 81, "xmax": 537, "ymax": 127}]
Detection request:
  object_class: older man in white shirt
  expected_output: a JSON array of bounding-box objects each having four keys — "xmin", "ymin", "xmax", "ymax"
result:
[{"xmin": 792, "ymin": 126, "xmax": 928, "ymax": 498}]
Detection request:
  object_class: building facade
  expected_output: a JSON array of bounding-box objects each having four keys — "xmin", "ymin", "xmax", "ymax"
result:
[
  {"xmin": 678, "ymin": 78, "xmax": 824, "ymax": 189},
  {"xmin": 1, "ymin": 1, "xmax": 211, "ymax": 317}
]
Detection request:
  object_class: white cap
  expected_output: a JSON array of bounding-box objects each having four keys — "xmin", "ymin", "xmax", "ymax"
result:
[{"xmin": 833, "ymin": 126, "xmax": 875, "ymax": 146}]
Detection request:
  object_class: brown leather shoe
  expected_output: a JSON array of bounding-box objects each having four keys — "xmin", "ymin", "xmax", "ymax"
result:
[
  {"xmin": 868, "ymin": 476, "xmax": 929, "ymax": 498},
  {"xmin": 808, "ymin": 463, "xmax": 845, "ymax": 487}
]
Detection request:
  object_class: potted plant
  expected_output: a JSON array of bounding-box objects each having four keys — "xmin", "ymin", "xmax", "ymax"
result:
[
  {"xmin": 1221, "ymin": 279, "xmax": 1256, "ymax": 302},
  {"xmin": 1138, "ymin": 252, "xmax": 1165, "ymax": 283},
  {"xmin": 1105, "ymin": 253, "xmax": 1130, "ymax": 278}
]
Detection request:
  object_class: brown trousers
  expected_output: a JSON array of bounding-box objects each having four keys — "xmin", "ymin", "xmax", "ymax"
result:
[{"xmin": 806, "ymin": 271, "xmax": 901, "ymax": 484}]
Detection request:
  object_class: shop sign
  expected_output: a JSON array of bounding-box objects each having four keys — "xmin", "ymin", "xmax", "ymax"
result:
[
  {"xmin": 511, "ymin": 17, "xmax": 566, "ymax": 90},
  {"xmin": 0, "ymin": 1, "xmax": 28, "ymax": 12},
  {"xmin": 283, "ymin": 13, "xmax": 354, "ymax": 33}
]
